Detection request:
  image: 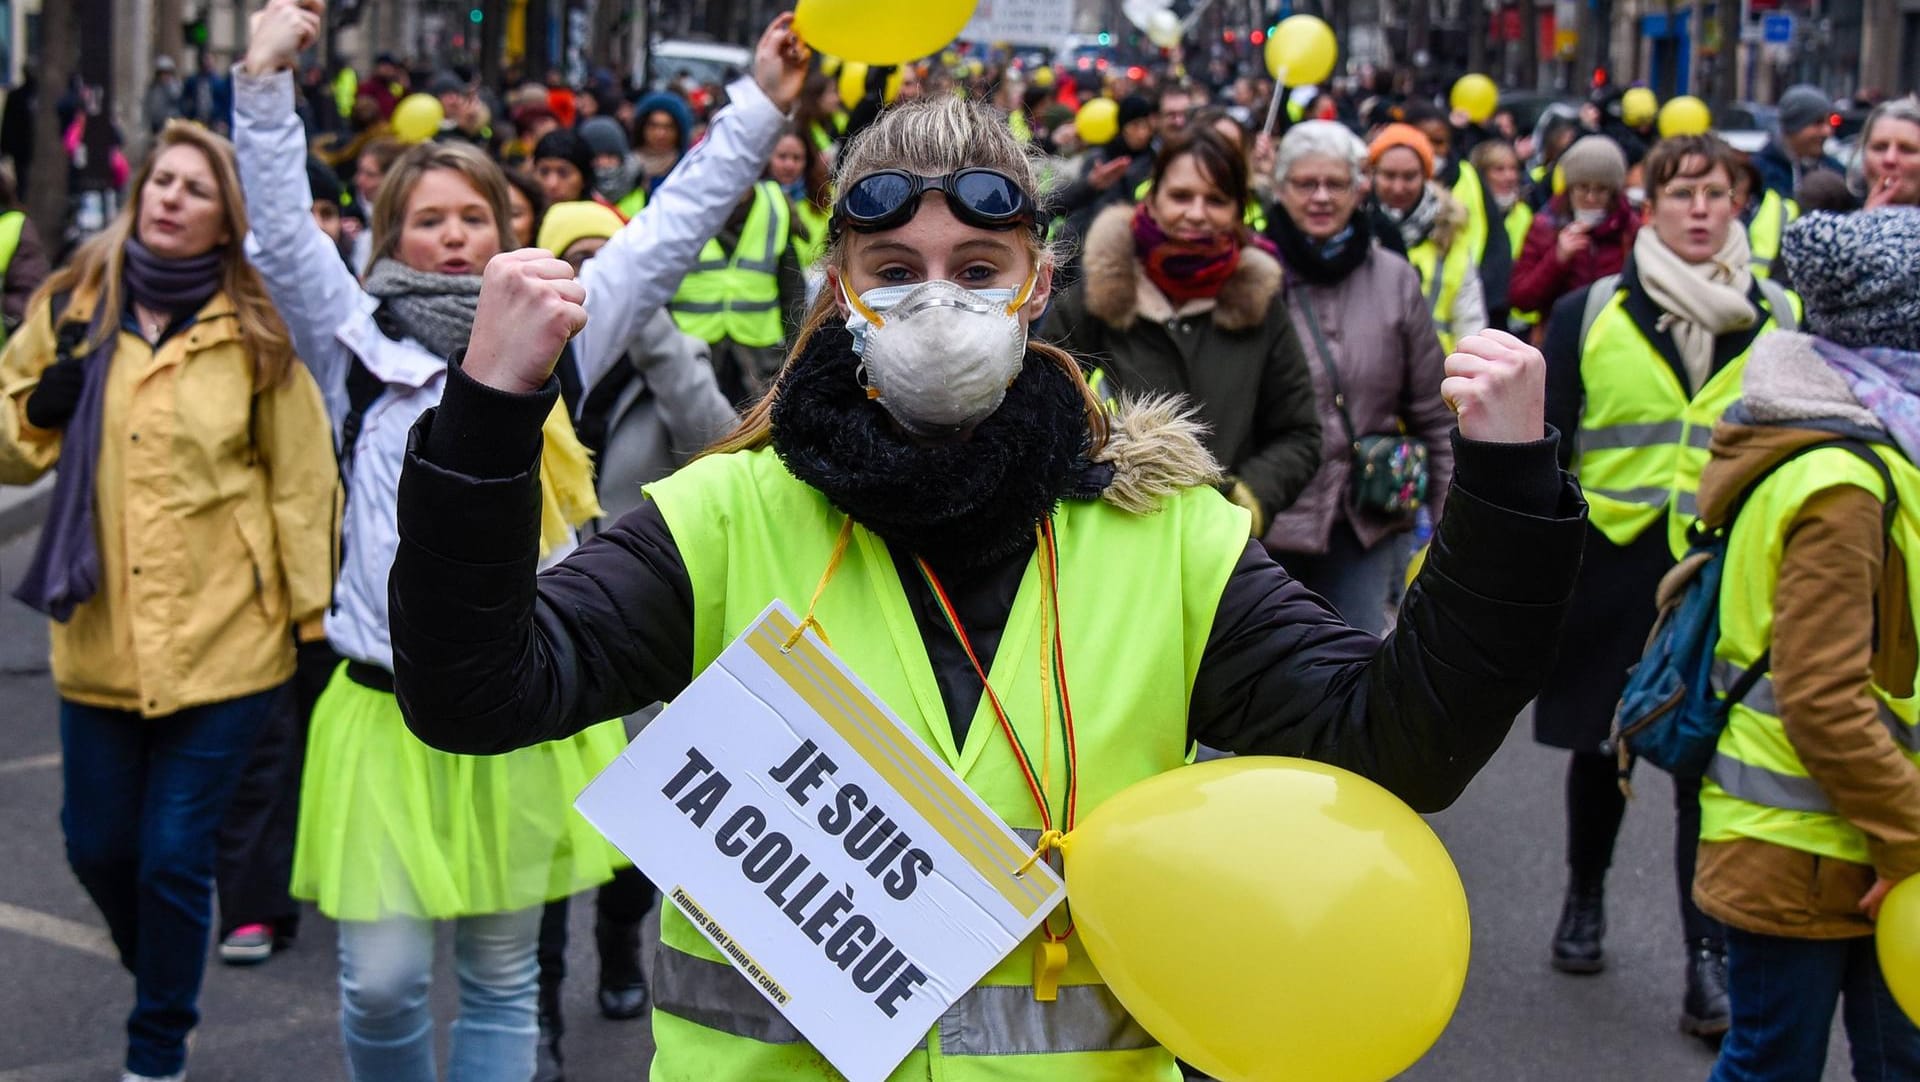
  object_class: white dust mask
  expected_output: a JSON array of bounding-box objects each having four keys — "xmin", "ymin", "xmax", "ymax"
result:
[
  {"xmin": 842, "ymin": 274, "xmax": 1036, "ymax": 437},
  {"xmin": 1574, "ymin": 207, "xmax": 1608, "ymax": 227}
]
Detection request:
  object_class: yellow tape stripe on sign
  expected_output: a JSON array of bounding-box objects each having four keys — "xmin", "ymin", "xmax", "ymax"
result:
[{"xmin": 747, "ymin": 615, "xmax": 1054, "ymax": 918}]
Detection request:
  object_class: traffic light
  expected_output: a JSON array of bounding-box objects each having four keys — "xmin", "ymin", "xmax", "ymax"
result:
[
  {"xmin": 1097, "ymin": 31, "xmax": 1111, "ymax": 45},
  {"xmin": 470, "ymin": 6, "xmax": 483, "ymax": 22},
  {"xmin": 184, "ymin": 17, "xmax": 209, "ymax": 47}
]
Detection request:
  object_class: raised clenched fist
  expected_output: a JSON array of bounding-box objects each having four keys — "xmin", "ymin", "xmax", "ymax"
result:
[
  {"xmin": 1441, "ymin": 329, "xmax": 1546, "ymax": 444},
  {"xmin": 461, "ymin": 249, "xmax": 589, "ymax": 395},
  {"xmin": 244, "ymin": 0, "xmax": 324, "ymax": 77}
]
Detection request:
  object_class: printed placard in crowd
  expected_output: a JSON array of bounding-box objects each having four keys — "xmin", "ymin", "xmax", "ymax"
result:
[{"xmin": 575, "ymin": 601, "xmax": 1066, "ymax": 1082}]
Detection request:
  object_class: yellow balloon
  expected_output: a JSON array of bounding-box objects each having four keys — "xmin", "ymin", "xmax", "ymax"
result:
[
  {"xmin": 1030, "ymin": 66, "xmax": 1056, "ymax": 90},
  {"xmin": 1658, "ymin": 95, "xmax": 1713, "ymax": 138},
  {"xmin": 1263, "ymin": 15, "xmax": 1337, "ymax": 87},
  {"xmin": 1076, "ymin": 97, "xmax": 1120, "ymax": 146},
  {"xmin": 1878, "ymin": 877, "xmax": 1920, "ymax": 1024},
  {"xmin": 1061, "ymin": 758, "xmax": 1470, "ymax": 1082},
  {"xmin": 1622, "ymin": 86, "xmax": 1659, "ymax": 128},
  {"xmin": 390, "ymin": 93, "xmax": 444, "ymax": 144},
  {"xmin": 837, "ymin": 61, "xmax": 902, "ymax": 107},
  {"xmin": 793, "ymin": 0, "xmax": 978, "ymax": 66},
  {"xmin": 1450, "ymin": 74, "xmax": 1499, "ymax": 124}
]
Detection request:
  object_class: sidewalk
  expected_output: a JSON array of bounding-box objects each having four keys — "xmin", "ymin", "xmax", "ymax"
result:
[{"xmin": 0, "ymin": 477, "xmax": 52, "ymax": 544}]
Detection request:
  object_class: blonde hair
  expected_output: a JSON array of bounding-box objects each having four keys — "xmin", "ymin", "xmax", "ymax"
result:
[
  {"xmin": 369, "ymin": 139, "xmax": 515, "ymax": 266},
  {"xmin": 34, "ymin": 121, "xmax": 295, "ymax": 388},
  {"xmin": 708, "ymin": 96, "xmax": 1107, "ymax": 456}
]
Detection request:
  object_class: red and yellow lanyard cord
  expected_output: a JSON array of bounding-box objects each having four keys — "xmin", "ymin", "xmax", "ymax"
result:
[{"xmin": 916, "ymin": 519, "xmax": 1080, "ymax": 1000}]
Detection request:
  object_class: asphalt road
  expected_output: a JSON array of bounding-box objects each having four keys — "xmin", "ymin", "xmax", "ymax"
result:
[{"xmin": 0, "ymin": 527, "xmax": 1851, "ymax": 1081}]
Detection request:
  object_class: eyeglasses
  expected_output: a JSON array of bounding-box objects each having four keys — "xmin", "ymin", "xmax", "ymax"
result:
[
  {"xmin": 1283, "ymin": 176, "xmax": 1355, "ymax": 196},
  {"xmin": 829, "ymin": 169, "xmax": 1038, "ymax": 240},
  {"xmin": 1659, "ymin": 184, "xmax": 1734, "ymax": 207}
]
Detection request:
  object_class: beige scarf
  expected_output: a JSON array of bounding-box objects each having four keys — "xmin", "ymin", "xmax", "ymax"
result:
[{"xmin": 1632, "ymin": 226, "xmax": 1758, "ymax": 392}]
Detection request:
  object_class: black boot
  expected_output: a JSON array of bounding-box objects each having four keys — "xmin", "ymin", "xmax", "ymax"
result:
[
  {"xmin": 535, "ymin": 976, "xmax": 565, "ymax": 1082},
  {"xmin": 1551, "ymin": 883, "xmax": 1606, "ymax": 974},
  {"xmin": 596, "ymin": 915, "xmax": 650, "ymax": 1021},
  {"xmin": 1680, "ymin": 939, "xmax": 1731, "ymax": 1038}
]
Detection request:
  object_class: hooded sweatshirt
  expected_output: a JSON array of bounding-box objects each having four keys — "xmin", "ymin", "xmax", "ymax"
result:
[{"xmin": 1691, "ymin": 330, "xmax": 1920, "ymax": 939}]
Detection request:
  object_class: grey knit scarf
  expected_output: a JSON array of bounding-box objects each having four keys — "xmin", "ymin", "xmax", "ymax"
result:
[{"xmin": 362, "ymin": 258, "xmax": 482, "ymax": 360}]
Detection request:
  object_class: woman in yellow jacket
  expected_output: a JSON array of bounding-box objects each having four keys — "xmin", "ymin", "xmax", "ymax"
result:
[{"xmin": 0, "ymin": 121, "xmax": 337, "ymax": 1082}]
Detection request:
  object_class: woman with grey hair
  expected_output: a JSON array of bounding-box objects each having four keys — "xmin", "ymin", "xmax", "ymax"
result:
[
  {"xmin": 1260, "ymin": 120, "xmax": 1456, "ymax": 635},
  {"xmin": 1852, "ymin": 96, "xmax": 1920, "ymax": 208}
]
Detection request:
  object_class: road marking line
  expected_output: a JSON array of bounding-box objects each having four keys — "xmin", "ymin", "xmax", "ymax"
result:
[
  {"xmin": 0, "ymin": 751, "xmax": 59, "ymax": 775},
  {"xmin": 0, "ymin": 900, "xmax": 117, "ymax": 961},
  {"xmin": 0, "ymin": 1001, "xmax": 339, "ymax": 1081}
]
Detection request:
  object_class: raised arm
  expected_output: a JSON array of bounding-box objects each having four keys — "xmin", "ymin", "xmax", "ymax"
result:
[
  {"xmin": 572, "ymin": 15, "xmax": 808, "ymax": 392},
  {"xmin": 234, "ymin": 0, "xmax": 366, "ymax": 412}
]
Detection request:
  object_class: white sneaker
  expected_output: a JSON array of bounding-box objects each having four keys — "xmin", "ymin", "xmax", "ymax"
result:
[{"xmin": 120, "ymin": 1072, "xmax": 185, "ymax": 1082}]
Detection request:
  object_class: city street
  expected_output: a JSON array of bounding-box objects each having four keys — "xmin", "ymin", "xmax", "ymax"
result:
[{"xmin": 0, "ymin": 528, "xmax": 1850, "ymax": 1081}]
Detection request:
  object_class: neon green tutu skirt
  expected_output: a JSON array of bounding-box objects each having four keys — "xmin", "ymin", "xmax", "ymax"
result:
[{"xmin": 292, "ymin": 664, "xmax": 627, "ymax": 921}]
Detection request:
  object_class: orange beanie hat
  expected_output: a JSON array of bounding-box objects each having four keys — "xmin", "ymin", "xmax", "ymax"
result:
[{"xmin": 1367, "ymin": 123, "xmax": 1436, "ymax": 178}]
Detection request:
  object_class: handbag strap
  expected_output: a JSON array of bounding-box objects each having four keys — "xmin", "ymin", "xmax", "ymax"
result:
[{"xmin": 1294, "ymin": 288, "xmax": 1359, "ymax": 450}]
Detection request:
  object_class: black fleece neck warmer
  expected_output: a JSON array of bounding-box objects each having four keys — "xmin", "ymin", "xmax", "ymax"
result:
[{"xmin": 769, "ymin": 320, "xmax": 1091, "ymax": 571}]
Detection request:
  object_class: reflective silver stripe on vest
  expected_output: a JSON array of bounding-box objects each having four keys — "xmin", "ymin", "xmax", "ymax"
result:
[
  {"xmin": 1706, "ymin": 752, "xmax": 1835, "ymax": 813},
  {"xmin": 654, "ymin": 947, "xmax": 807, "ymax": 1044},
  {"xmin": 672, "ymin": 299, "xmax": 782, "ymax": 314},
  {"xmin": 1586, "ymin": 485, "xmax": 1672, "ymax": 507},
  {"xmin": 1578, "ymin": 420, "xmax": 1686, "ymax": 452},
  {"xmin": 1713, "ymin": 661, "xmax": 1920, "ymax": 752},
  {"xmin": 1675, "ymin": 489, "xmax": 1700, "ymax": 520},
  {"xmin": 1687, "ymin": 425, "xmax": 1715, "ymax": 451},
  {"xmin": 734, "ymin": 183, "xmax": 788, "ymax": 274},
  {"xmin": 938, "ymin": 983, "xmax": 1158, "ymax": 1056}
]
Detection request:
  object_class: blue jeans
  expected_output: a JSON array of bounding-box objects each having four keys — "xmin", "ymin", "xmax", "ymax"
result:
[
  {"xmin": 1710, "ymin": 926, "xmax": 1920, "ymax": 1082},
  {"xmin": 60, "ymin": 688, "xmax": 280, "ymax": 1077},
  {"xmin": 337, "ymin": 908, "xmax": 542, "ymax": 1082}
]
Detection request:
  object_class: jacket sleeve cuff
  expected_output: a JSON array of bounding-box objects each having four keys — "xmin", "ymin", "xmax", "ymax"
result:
[
  {"xmin": 231, "ymin": 64, "xmax": 296, "ymax": 121},
  {"xmin": 723, "ymin": 75, "xmax": 789, "ymax": 126},
  {"xmin": 1449, "ymin": 426, "xmax": 1564, "ymax": 519},
  {"xmin": 424, "ymin": 351, "xmax": 560, "ymax": 479},
  {"xmin": 1425, "ymin": 430, "xmax": 1588, "ymax": 607},
  {"xmin": 401, "ymin": 409, "xmax": 545, "ymax": 567}
]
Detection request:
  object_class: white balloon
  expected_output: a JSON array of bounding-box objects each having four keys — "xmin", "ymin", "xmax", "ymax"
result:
[
  {"xmin": 1121, "ymin": 0, "xmax": 1168, "ymax": 31},
  {"xmin": 1147, "ymin": 9, "xmax": 1184, "ymax": 47}
]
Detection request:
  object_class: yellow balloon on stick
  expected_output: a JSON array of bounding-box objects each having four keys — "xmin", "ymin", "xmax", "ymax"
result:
[
  {"xmin": 1263, "ymin": 15, "xmax": 1337, "ymax": 87},
  {"xmin": 1450, "ymin": 74, "xmax": 1499, "ymax": 124},
  {"xmin": 1061, "ymin": 757, "xmax": 1471, "ymax": 1082},
  {"xmin": 1658, "ymin": 95, "xmax": 1713, "ymax": 138},
  {"xmin": 1075, "ymin": 97, "xmax": 1120, "ymax": 145},
  {"xmin": 390, "ymin": 94, "xmax": 444, "ymax": 144},
  {"xmin": 837, "ymin": 61, "xmax": 903, "ymax": 107},
  {"xmin": 793, "ymin": 0, "xmax": 979, "ymax": 66},
  {"xmin": 1878, "ymin": 877, "xmax": 1920, "ymax": 1025},
  {"xmin": 1622, "ymin": 86, "xmax": 1659, "ymax": 128}
]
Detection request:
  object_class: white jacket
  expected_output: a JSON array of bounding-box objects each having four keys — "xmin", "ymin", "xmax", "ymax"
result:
[{"xmin": 234, "ymin": 66, "xmax": 787, "ymax": 669}]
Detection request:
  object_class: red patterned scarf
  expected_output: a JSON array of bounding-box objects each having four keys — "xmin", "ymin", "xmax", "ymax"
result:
[{"xmin": 1130, "ymin": 202, "xmax": 1242, "ymax": 307}]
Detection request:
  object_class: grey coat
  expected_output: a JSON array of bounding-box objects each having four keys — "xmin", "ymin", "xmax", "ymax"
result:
[
  {"xmin": 1262, "ymin": 244, "xmax": 1456, "ymax": 556},
  {"xmin": 580, "ymin": 308, "xmax": 739, "ymax": 526}
]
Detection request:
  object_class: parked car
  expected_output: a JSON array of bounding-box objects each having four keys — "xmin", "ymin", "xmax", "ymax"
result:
[{"xmin": 642, "ymin": 39, "xmax": 752, "ymax": 92}]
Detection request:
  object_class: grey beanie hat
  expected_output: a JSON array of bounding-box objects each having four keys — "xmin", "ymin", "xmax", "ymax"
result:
[
  {"xmin": 1777, "ymin": 85, "xmax": 1831, "ymax": 136},
  {"xmin": 1556, "ymin": 136, "xmax": 1627, "ymax": 192},
  {"xmin": 1782, "ymin": 209, "xmax": 1920, "ymax": 352},
  {"xmin": 578, "ymin": 115, "xmax": 630, "ymax": 158}
]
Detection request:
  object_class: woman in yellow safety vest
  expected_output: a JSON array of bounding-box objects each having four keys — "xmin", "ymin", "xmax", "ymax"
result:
[
  {"xmin": 1367, "ymin": 124, "xmax": 1487, "ymax": 352},
  {"xmin": 387, "ymin": 93, "xmax": 1592, "ymax": 1082},
  {"xmin": 1691, "ymin": 208, "xmax": 1920, "ymax": 1081},
  {"xmin": 1471, "ymin": 138, "xmax": 1537, "ymax": 336},
  {"xmin": 1535, "ymin": 135, "xmax": 1801, "ymax": 1040},
  {"xmin": 769, "ymin": 127, "xmax": 832, "ymax": 270}
]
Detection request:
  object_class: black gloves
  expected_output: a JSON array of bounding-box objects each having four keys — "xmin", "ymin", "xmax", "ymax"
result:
[{"xmin": 25, "ymin": 352, "xmax": 87, "ymax": 431}]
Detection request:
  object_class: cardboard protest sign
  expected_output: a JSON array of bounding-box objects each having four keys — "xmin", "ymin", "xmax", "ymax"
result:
[{"xmin": 576, "ymin": 601, "xmax": 1065, "ymax": 1082}]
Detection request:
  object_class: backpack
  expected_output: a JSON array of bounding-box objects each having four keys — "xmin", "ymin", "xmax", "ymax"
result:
[{"xmin": 1607, "ymin": 438, "xmax": 1897, "ymax": 787}]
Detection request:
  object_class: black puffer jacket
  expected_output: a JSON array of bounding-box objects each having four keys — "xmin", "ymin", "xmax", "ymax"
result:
[{"xmin": 390, "ymin": 360, "xmax": 1587, "ymax": 814}]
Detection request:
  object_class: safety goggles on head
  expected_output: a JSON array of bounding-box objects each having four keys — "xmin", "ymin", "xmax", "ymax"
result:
[{"xmin": 829, "ymin": 168, "xmax": 1039, "ymax": 240}]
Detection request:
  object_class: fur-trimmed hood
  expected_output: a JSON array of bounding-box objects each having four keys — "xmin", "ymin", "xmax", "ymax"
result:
[
  {"xmin": 1093, "ymin": 394, "xmax": 1224, "ymax": 513},
  {"xmin": 1078, "ymin": 203, "xmax": 1283, "ymax": 333}
]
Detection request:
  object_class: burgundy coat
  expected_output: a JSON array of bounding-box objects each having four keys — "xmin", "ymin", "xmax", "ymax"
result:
[{"xmin": 1509, "ymin": 195, "xmax": 1639, "ymax": 318}]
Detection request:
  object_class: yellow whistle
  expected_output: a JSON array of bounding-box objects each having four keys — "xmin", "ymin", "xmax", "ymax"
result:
[{"xmin": 1033, "ymin": 938, "xmax": 1067, "ymax": 1002}]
